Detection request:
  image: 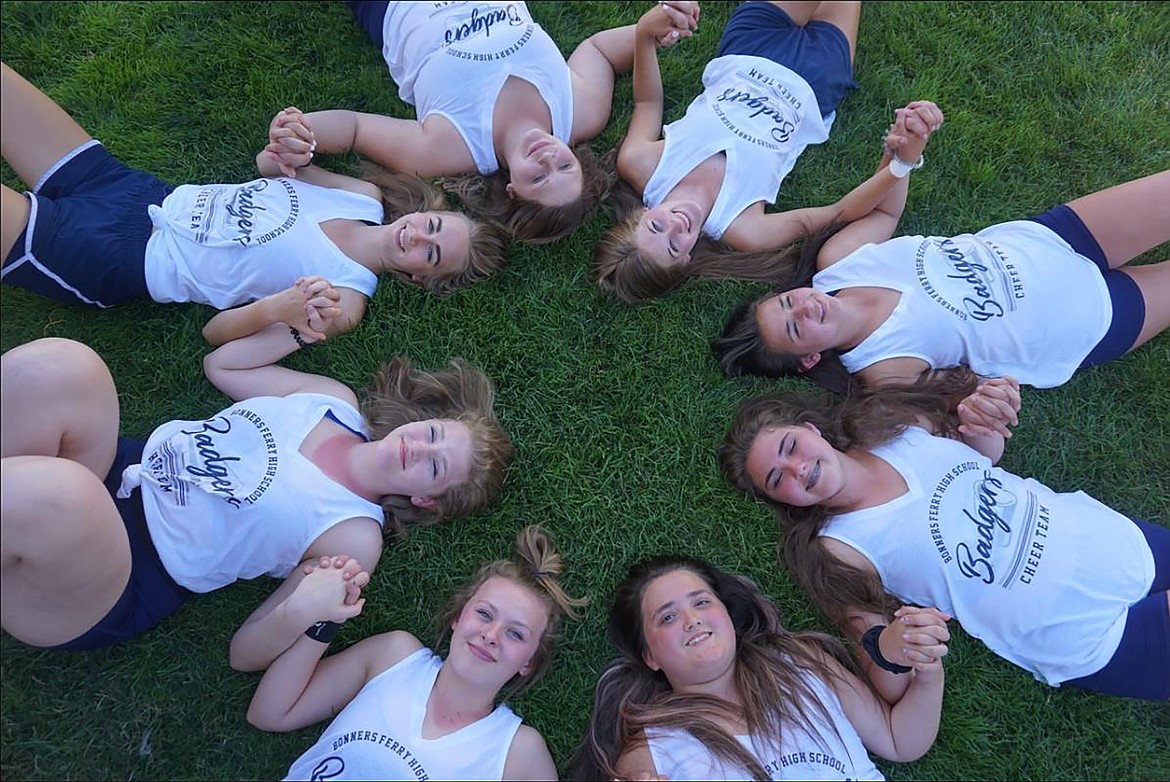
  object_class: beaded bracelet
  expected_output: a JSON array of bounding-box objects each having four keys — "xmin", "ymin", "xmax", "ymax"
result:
[{"xmin": 289, "ymin": 326, "xmax": 310, "ymax": 349}]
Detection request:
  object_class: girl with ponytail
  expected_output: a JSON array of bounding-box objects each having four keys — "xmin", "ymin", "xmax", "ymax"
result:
[{"xmin": 247, "ymin": 525, "xmax": 585, "ymax": 780}]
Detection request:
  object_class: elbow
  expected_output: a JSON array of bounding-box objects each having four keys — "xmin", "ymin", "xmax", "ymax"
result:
[
  {"xmin": 246, "ymin": 701, "xmax": 288, "ymax": 733},
  {"xmin": 202, "ymin": 350, "xmax": 224, "ymax": 390},
  {"xmin": 201, "ymin": 323, "xmax": 225, "ymax": 347},
  {"xmin": 229, "ymin": 634, "xmax": 264, "ymax": 673}
]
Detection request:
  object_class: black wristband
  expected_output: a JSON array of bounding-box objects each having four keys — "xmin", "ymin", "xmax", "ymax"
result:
[
  {"xmin": 304, "ymin": 620, "xmax": 341, "ymax": 644},
  {"xmin": 289, "ymin": 326, "xmax": 310, "ymax": 349},
  {"xmin": 861, "ymin": 625, "xmax": 912, "ymax": 674}
]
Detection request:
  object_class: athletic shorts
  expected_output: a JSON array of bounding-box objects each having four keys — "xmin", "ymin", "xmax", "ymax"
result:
[
  {"xmin": 1027, "ymin": 204, "xmax": 1145, "ymax": 366},
  {"xmin": 716, "ymin": 1, "xmax": 859, "ymax": 119},
  {"xmin": 1063, "ymin": 518, "xmax": 1169, "ymax": 701},
  {"xmin": 1, "ymin": 140, "xmax": 172, "ymax": 307},
  {"xmin": 49, "ymin": 438, "xmax": 191, "ymax": 651},
  {"xmin": 348, "ymin": 0, "xmax": 389, "ymax": 52}
]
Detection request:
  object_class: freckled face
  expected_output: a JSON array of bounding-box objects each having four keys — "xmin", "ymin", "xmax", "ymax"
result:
[
  {"xmin": 639, "ymin": 569, "xmax": 736, "ymax": 690},
  {"xmin": 744, "ymin": 423, "xmax": 842, "ymax": 507},
  {"xmin": 384, "ymin": 211, "xmax": 472, "ymax": 280},
  {"xmin": 449, "ymin": 576, "xmax": 549, "ymax": 688},
  {"xmin": 378, "ymin": 418, "xmax": 472, "ymax": 500},
  {"xmin": 506, "ymin": 130, "xmax": 582, "ymax": 206}
]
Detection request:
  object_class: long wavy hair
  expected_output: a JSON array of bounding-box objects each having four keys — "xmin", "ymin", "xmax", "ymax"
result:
[
  {"xmin": 593, "ymin": 180, "xmax": 813, "ymax": 304},
  {"xmin": 446, "ymin": 144, "xmax": 614, "ymax": 244},
  {"xmin": 363, "ymin": 168, "xmax": 509, "ymax": 295},
  {"xmin": 717, "ymin": 375, "xmax": 978, "ymax": 630},
  {"xmin": 710, "ymin": 223, "xmax": 856, "ymax": 393},
  {"xmin": 568, "ymin": 556, "xmax": 859, "ymax": 781},
  {"xmin": 434, "ymin": 525, "xmax": 587, "ymax": 703},
  {"xmin": 360, "ymin": 356, "xmax": 514, "ymax": 539}
]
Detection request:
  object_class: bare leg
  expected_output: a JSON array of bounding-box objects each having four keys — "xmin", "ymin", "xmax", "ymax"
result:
[
  {"xmin": 771, "ymin": 2, "xmax": 824, "ymax": 26},
  {"xmin": 1, "ymin": 338, "xmax": 119, "ymax": 478},
  {"xmin": 1065, "ymin": 170, "xmax": 1170, "ymax": 269},
  {"xmin": 810, "ymin": 1, "xmax": 861, "ymax": 63},
  {"xmin": 0, "ymin": 61, "xmax": 93, "ymax": 188},
  {"xmin": 1, "ymin": 456, "xmax": 131, "ymax": 647},
  {"xmin": 1119, "ymin": 261, "xmax": 1170, "ymax": 353},
  {"xmin": 1, "ymin": 185, "xmax": 31, "ymax": 263}
]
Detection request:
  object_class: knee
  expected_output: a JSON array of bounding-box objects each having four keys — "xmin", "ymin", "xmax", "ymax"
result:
[{"xmin": 1, "ymin": 337, "xmax": 113, "ymax": 392}]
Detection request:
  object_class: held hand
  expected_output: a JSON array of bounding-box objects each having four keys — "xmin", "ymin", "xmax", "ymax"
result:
[
  {"xmin": 274, "ymin": 276, "xmax": 340, "ymax": 342},
  {"xmin": 266, "ymin": 106, "xmax": 316, "ymax": 177},
  {"xmin": 883, "ymin": 606, "xmax": 951, "ymax": 671},
  {"xmin": 293, "ymin": 558, "xmax": 371, "ymax": 624},
  {"xmin": 957, "ymin": 375, "xmax": 1021, "ymax": 439},
  {"xmin": 638, "ymin": 1, "xmax": 699, "ymax": 47},
  {"xmin": 883, "ymin": 100, "xmax": 944, "ymax": 163}
]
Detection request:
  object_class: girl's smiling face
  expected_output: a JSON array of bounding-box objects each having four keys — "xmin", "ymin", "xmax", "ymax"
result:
[{"xmin": 448, "ymin": 576, "xmax": 548, "ymax": 688}]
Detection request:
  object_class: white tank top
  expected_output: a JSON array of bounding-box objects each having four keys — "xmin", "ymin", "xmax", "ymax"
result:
[
  {"xmin": 119, "ymin": 393, "xmax": 384, "ymax": 593},
  {"xmin": 821, "ymin": 427, "xmax": 1155, "ymax": 684},
  {"xmin": 144, "ymin": 177, "xmax": 381, "ymax": 308},
  {"xmin": 814, "ymin": 221, "xmax": 1112, "ymax": 387},
  {"xmin": 284, "ymin": 647, "xmax": 522, "ymax": 781},
  {"xmin": 645, "ymin": 668, "xmax": 883, "ymax": 780},
  {"xmin": 380, "ymin": 1, "xmax": 573, "ymax": 175},
  {"xmin": 643, "ymin": 55, "xmax": 831, "ymax": 240}
]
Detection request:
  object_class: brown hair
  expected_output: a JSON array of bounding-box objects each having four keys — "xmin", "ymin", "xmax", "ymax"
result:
[
  {"xmin": 710, "ymin": 223, "xmax": 856, "ymax": 392},
  {"xmin": 568, "ymin": 556, "xmax": 858, "ymax": 781},
  {"xmin": 363, "ymin": 168, "xmax": 509, "ymax": 295},
  {"xmin": 435, "ymin": 525, "xmax": 587, "ymax": 703},
  {"xmin": 594, "ymin": 181, "xmax": 807, "ymax": 304},
  {"xmin": 360, "ymin": 356, "xmax": 514, "ymax": 539},
  {"xmin": 446, "ymin": 145, "xmax": 614, "ymax": 244},
  {"xmin": 717, "ymin": 375, "xmax": 978, "ymax": 630}
]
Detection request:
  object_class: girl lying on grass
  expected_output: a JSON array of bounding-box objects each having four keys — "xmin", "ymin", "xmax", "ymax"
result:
[
  {"xmin": 273, "ymin": 1, "xmax": 698, "ymax": 244},
  {"xmin": 595, "ymin": 0, "xmax": 943, "ymax": 304},
  {"xmin": 713, "ymin": 169, "xmax": 1169, "ymax": 397},
  {"xmin": 0, "ymin": 63, "xmax": 507, "ymax": 342},
  {"xmin": 249, "ymin": 525, "xmax": 585, "ymax": 781},
  {"xmin": 0, "ymin": 302, "xmax": 512, "ymax": 671},
  {"xmin": 569, "ymin": 555, "xmax": 946, "ymax": 780},
  {"xmin": 719, "ymin": 375, "xmax": 1169, "ymax": 701}
]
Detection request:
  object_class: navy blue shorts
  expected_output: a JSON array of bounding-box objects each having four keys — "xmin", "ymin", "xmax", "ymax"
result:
[
  {"xmin": 1027, "ymin": 204, "xmax": 1145, "ymax": 366},
  {"xmin": 348, "ymin": 1, "xmax": 389, "ymax": 51},
  {"xmin": 1, "ymin": 140, "xmax": 171, "ymax": 307},
  {"xmin": 716, "ymin": 1, "xmax": 859, "ymax": 119},
  {"xmin": 49, "ymin": 438, "xmax": 191, "ymax": 651},
  {"xmin": 1064, "ymin": 518, "xmax": 1170, "ymax": 701}
]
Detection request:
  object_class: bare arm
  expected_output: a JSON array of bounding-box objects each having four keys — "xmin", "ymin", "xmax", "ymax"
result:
[
  {"xmin": 246, "ymin": 567, "xmax": 421, "ymax": 731},
  {"xmin": 269, "ymin": 108, "xmax": 474, "ymax": 177},
  {"xmin": 816, "ymin": 101, "xmax": 944, "ymax": 267},
  {"xmin": 202, "ymin": 321, "xmax": 357, "ymax": 404},
  {"xmin": 501, "ymin": 725, "xmax": 559, "ymax": 781},
  {"xmin": 822, "ymin": 635, "xmax": 946, "ymax": 763},
  {"xmin": 202, "ymin": 277, "xmax": 347, "ymax": 346},
  {"xmin": 230, "ymin": 524, "xmax": 383, "ymax": 672},
  {"xmin": 567, "ymin": 2, "xmax": 697, "ymax": 144}
]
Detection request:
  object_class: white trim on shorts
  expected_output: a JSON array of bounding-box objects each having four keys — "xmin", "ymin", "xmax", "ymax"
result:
[{"xmin": 33, "ymin": 138, "xmax": 103, "ymax": 193}]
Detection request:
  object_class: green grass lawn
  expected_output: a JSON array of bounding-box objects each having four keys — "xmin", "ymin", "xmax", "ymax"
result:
[{"xmin": 2, "ymin": 1, "xmax": 1168, "ymax": 779}]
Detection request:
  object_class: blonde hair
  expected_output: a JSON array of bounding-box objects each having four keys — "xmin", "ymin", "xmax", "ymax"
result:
[
  {"xmin": 435, "ymin": 525, "xmax": 587, "ymax": 702},
  {"xmin": 363, "ymin": 168, "xmax": 508, "ymax": 295},
  {"xmin": 360, "ymin": 356, "xmax": 514, "ymax": 539}
]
